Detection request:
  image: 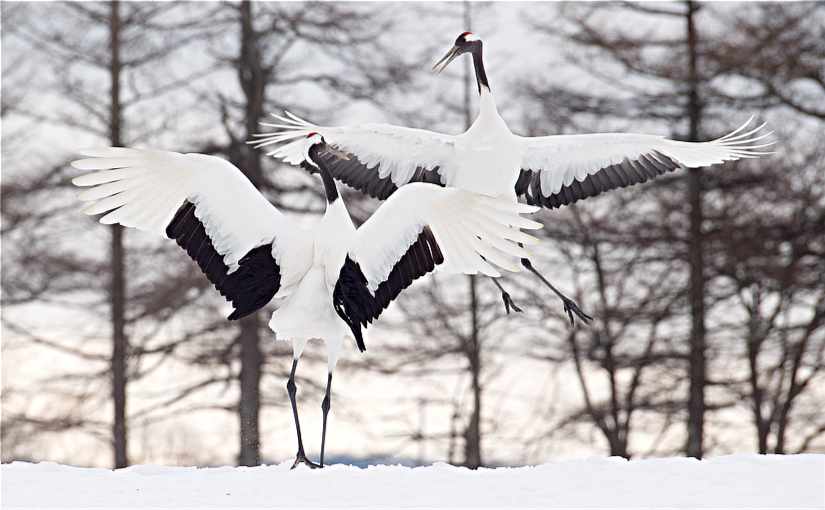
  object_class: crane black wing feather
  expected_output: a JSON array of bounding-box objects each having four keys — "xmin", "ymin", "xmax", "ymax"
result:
[
  {"xmin": 515, "ymin": 120, "xmax": 774, "ymax": 209},
  {"xmin": 515, "ymin": 151, "xmax": 682, "ymax": 209},
  {"xmin": 311, "ymin": 145, "xmax": 444, "ymax": 200},
  {"xmin": 167, "ymin": 201, "xmax": 281, "ymax": 320},
  {"xmin": 332, "ymin": 226, "xmax": 443, "ymax": 352},
  {"xmin": 72, "ymin": 149, "xmax": 297, "ymax": 322}
]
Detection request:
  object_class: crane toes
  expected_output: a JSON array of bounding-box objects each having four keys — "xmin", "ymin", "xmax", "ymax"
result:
[
  {"xmin": 291, "ymin": 452, "xmax": 322, "ymax": 470},
  {"xmin": 500, "ymin": 291, "xmax": 523, "ymax": 314},
  {"xmin": 562, "ymin": 297, "xmax": 592, "ymax": 326}
]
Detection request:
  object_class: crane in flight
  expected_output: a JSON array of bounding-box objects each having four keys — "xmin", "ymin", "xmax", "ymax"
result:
[
  {"xmin": 71, "ymin": 137, "xmax": 539, "ymax": 468},
  {"xmin": 250, "ymin": 32, "xmax": 774, "ymax": 324}
]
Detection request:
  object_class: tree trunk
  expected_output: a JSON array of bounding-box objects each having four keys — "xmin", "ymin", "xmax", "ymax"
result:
[
  {"xmin": 774, "ymin": 413, "xmax": 788, "ymax": 454},
  {"xmin": 746, "ymin": 308, "xmax": 769, "ymax": 454},
  {"xmin": 685, "ymin": 0, "xmax": 706, "ymax": 459},
  {"xmin": 463, "ymin": 275, "xmax": 483, "ymax": 468},
  {"xmin": 238, "ymin": 314, "xmax": 262, "ymax": 465},
  {"xmin": 108, "ymin": 0, "xmax": 129, "ymax": 469},
  {"xmin": 235, "ymin": 0, "xmax": 265, "ymax": 466},
  {"xmin": 608, "ymin": 433, "xmax": 629, "ymax": 458},
  {"xmin": 459, "ymin": 1, "xmax": 482, "ymax": 470}
]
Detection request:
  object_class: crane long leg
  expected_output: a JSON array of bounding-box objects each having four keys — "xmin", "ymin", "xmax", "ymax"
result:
[
  {"xmin": 490, "ymin": 277, "xmax": 522, "ymax": 314},
  {"xmin": 287, "ymin": 358, "xmax": 320, "ymax": 469},
  {"xmin": 319, "ymin": 372, "xmax": 333, "ymax": 467},
  {"xmin": 521, "ymin": 257, "xmax": 592, "ymax": 326}
]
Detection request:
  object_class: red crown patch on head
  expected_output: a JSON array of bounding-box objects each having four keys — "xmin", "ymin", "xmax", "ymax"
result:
[
  {"xmin": 306, "ymin": 132, "xmax": 319, "ymax": 138},
  {"xmin": 460, "ymin": 31, "xmax": 473, "ymax": 38}
]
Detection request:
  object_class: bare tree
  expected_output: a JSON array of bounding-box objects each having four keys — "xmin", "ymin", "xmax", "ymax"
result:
[
  {"xmin": 2, "ymin": 1, "xmax": 209, "ymax": 467},
  {"xmin": 525, "ymin": 193, "xmax": 687, "ymax": 458},
  {"xmin": 702, "ymin": 2, "xmax": 825, "ymax": 453},
  {"xmin": 524, "ymin": 1, "xmax": 825, "ymax": 458},
  {"xmin": 526, "ymin": 0, "xmax": 764, "ymax": 458},
  {"xmin": 711, "ymin": 140, "xmax": 825, "ymax": 453}
]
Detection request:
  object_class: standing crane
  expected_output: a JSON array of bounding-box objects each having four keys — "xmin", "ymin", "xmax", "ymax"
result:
[
  {"xmin": 71, "ymin": 138, "xmax": 539, "ymax": 468},
  {"xmin": 250, "ymin": 32, "xmax": 774, "ymax": 323}
]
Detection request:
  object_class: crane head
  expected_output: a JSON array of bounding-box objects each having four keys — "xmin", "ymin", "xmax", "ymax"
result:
[
  {"xmin": 302, "ymin": 132, "xmax": 324, "ymax": 168},
  {"xmin": 432, "ymin": 32, "xmax": 481, "ymax": 74},
  {"xmin": 303, "ymin": 132, "xmax": 349, "ymax": 169}
]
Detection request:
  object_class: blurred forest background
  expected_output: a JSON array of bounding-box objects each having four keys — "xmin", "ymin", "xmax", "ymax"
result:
[{"xmin": 2, "ymin": 1, "xmax": 824, "ymax": 469}]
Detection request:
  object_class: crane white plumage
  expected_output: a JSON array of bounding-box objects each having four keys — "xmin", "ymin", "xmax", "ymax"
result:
[
  {"xmin": 250, "ymin": 32, "xmax": 775, "ymax": 322},
  {"xmin": 70, "ymin": 137, "xmax": 540, "ymax": 469}
]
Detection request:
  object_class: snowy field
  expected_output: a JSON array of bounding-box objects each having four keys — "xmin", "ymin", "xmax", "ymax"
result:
[{"xmin": 2, "ymin": 454, "xmax": 823, "ymax": 509}]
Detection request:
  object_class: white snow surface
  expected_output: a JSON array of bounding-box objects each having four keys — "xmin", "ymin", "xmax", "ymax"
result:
[{"xmin": 2, "ymin": 454, "xmax": 823, "ymax": 509}]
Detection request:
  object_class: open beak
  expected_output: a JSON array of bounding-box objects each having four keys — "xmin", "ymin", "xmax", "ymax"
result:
[{"xmin": 432, "ymin": 45, "xmax": 460, "ymax": 74}]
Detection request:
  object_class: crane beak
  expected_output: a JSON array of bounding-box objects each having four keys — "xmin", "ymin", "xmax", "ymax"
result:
[{"xmin": 432, "ymin": 46, "xmax": 460, "ymax": 74}]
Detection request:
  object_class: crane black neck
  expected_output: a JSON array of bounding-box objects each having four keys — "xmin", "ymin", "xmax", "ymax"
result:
[
  {"xmin": 308, "ymin": 143, "xmax": 339, "ymax": 203},
  {"xmin": 470, "ymin": 45, "xmax": 490, "ymax": 94}
]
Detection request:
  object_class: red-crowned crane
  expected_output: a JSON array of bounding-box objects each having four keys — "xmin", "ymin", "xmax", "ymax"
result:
[
  {"xmin": 250, "ymin": 32, "xmax": 774, "ymax": 324},
  {"xmin": 71, "ymin": 136, "xmax": 540, "ymax": 468}
]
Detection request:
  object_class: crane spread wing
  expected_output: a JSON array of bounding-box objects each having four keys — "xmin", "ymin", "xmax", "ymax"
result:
[
  {"xmin": 250, "ymin": 111, "xmax": 456, "ymax": 199},
  {"xmin": 331, "ymin": 183, "xmax": 541, "ymax": 351},
  {"xmin": 71, "ymin": 148, "xmax": 312, "ymax": 320},
  {"xmin": 516, "ymin": 117, "xmax": 775, "ymax": 209}
]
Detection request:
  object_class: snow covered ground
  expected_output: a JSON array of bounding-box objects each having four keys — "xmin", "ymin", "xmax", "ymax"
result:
[{"xmin": 2, "ymin": 454, "xmax": 823, "ymax": 509}]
